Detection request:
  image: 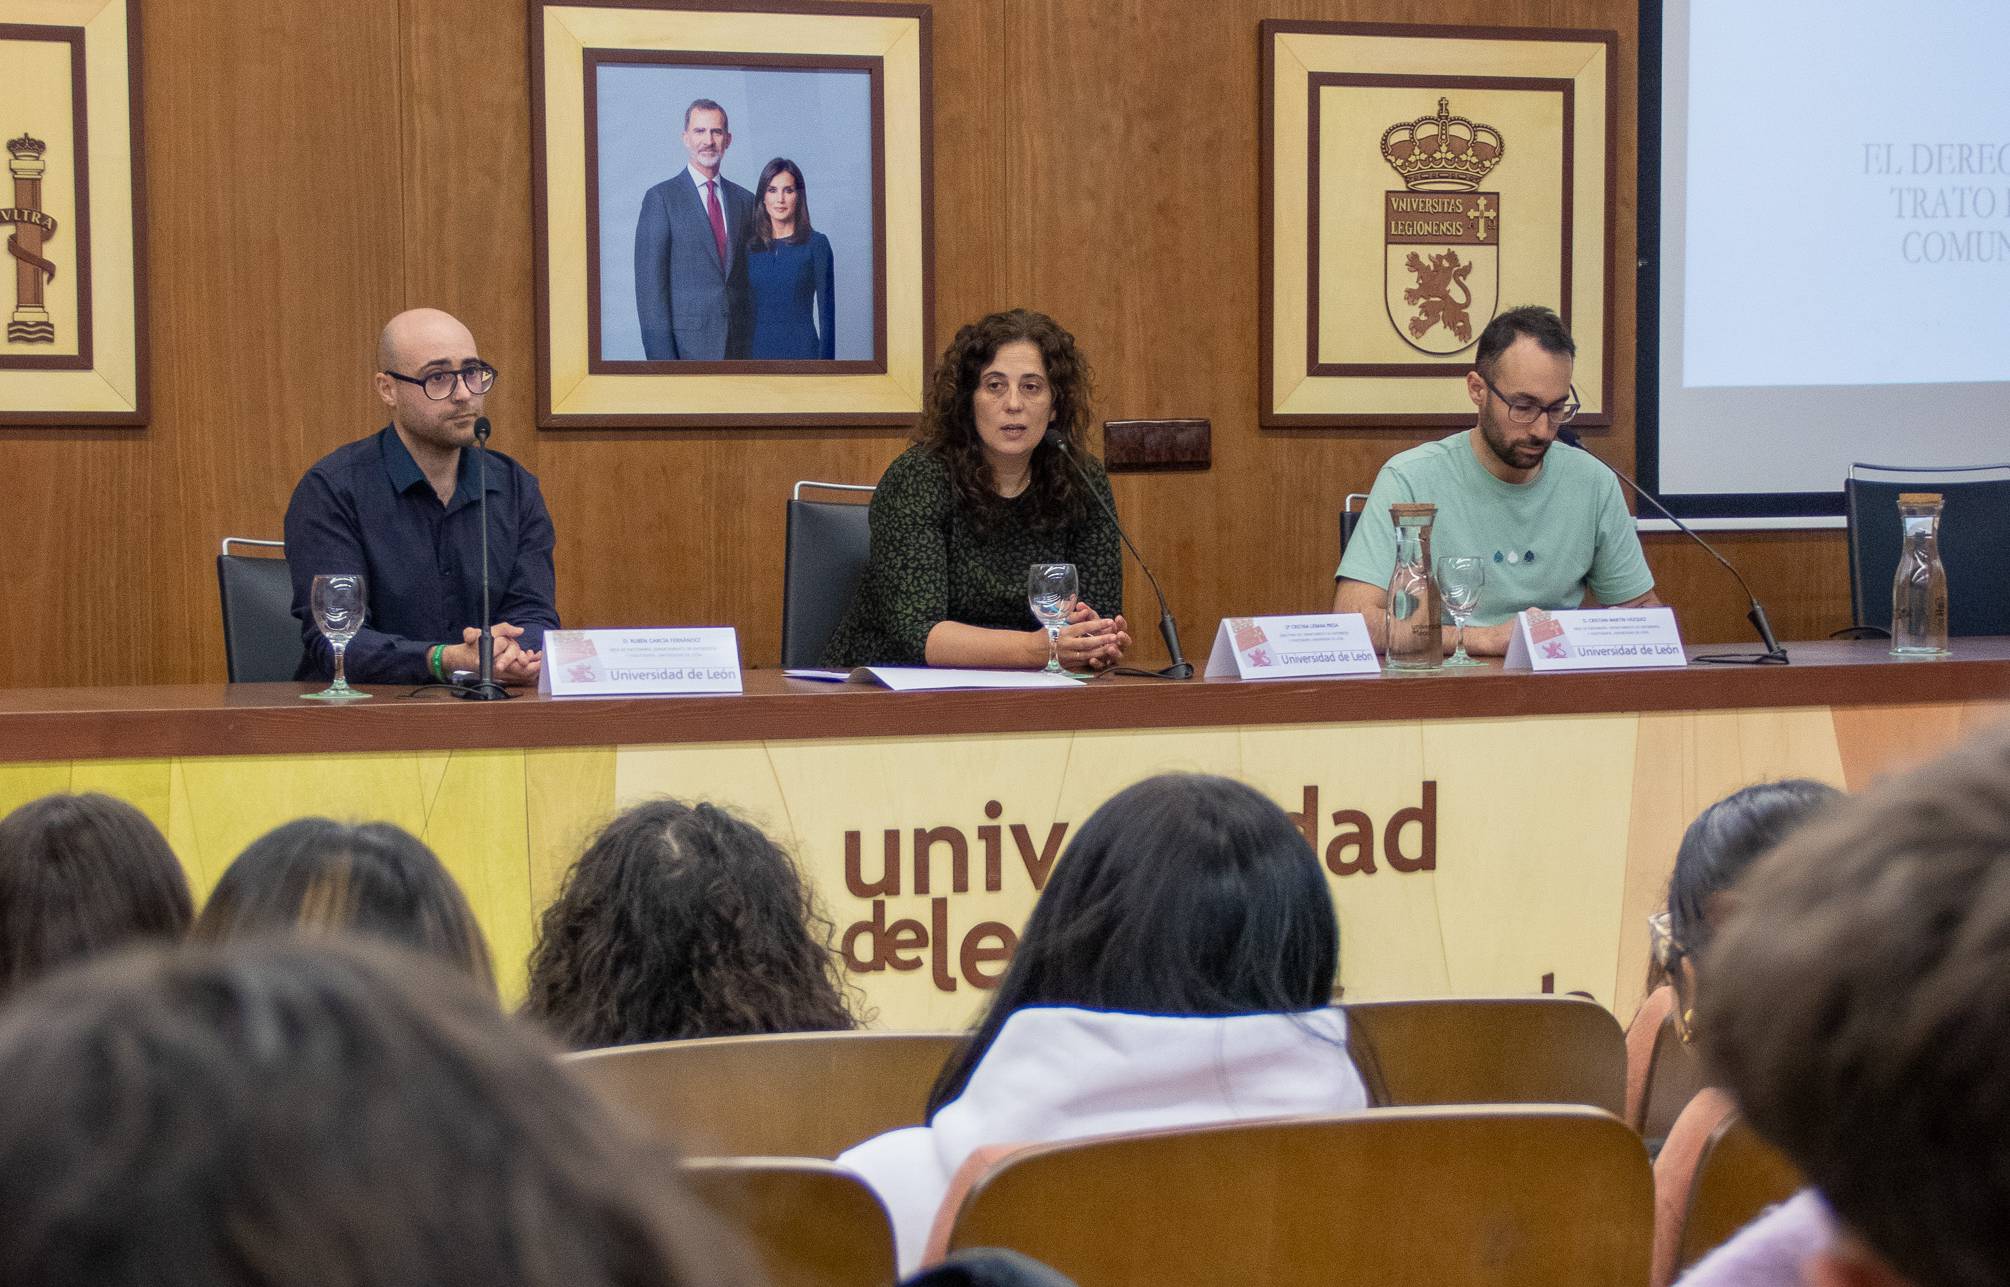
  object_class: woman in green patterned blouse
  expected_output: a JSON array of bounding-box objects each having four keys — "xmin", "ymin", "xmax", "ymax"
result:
[{"xmin": 823, "ymin": 309, "xmax": 1130, "ymax": 669}]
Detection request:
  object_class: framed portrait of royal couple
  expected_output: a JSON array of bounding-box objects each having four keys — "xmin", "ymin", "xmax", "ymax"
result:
[{"xmin": 530, "ymin": 0, "xmax": 932, "ymax": 427}]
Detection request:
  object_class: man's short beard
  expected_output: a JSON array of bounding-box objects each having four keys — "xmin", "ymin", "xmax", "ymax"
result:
[{"xmin": 1476, "ymin": 403, "xmax": 1534, "ymax": 470}]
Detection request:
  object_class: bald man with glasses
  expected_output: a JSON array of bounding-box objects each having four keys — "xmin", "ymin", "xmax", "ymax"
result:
[
  {"xmin": 283, "ymin": 308, "xmax": 558, "ymax": 687},
  {"xmin": 1334, "ymin": 305, "xmax": 1658, "ymax": 657}
]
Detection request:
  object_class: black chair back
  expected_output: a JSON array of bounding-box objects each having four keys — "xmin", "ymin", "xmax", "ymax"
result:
[
  {"xmin": 1844, "ymin": 467, "xmax": 2010, "ymax": 635},
  {"xmin": 781, "ymin": 483, "xmax": 874, "ymax": 668},
  {"xmin": 1338, "ymin": 492, "xmax": 1370, "ymax": 558},
  {"xmin": 217, "ymin": 539, "xmax": 299, "ymax": 682}
]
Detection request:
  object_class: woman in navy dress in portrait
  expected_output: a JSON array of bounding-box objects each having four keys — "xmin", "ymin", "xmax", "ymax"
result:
[{"xmin": 746, "ymin": 157, "xmax": 835, "ymax": 360}]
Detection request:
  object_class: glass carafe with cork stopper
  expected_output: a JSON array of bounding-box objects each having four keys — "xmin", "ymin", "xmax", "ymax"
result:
[
  {"xmin": 1891, "ymin": 492, "xmax": 1950, "ymax": 657},
  {"xmin": 1384, "ymin": 503, "xmax": 1442, "ymax": 670}
]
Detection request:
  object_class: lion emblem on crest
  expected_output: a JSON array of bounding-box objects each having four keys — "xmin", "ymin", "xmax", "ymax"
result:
[{"xmin": 1402, "ymin": 250, "xmax": 1474, "ymax": 344}]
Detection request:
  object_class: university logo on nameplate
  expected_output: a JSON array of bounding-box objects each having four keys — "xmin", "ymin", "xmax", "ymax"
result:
[
  {"xmin": 1504, "ymin": 608, "xmax": 1686, "ymax": 673},
  {"xmin": 539, "ymin": 628, "xmax": 742, "ymax": 696},
  {"xmin": 1206, "ymin": 614, "xmax": 1380, "ymax": 681}
]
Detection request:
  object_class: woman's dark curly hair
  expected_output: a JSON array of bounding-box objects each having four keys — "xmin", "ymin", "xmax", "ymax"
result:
[
  {"xmin": 920, "ymin": 308, "xmax": 1096, "ymax": 534},
  {"xmin": 522, "ymin": 799, "xmax": 859, "ymax": 1049}
]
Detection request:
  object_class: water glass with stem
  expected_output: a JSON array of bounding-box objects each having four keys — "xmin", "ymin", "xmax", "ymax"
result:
[
  {"xmin": 303, "ymin": 573, "xmax": 372, "ymax": 701},
  {"xmin": 1436, "ymin": 555, "xmax": 1487, "ymax": 668},
  {"xmin": 1027, "ymin": 563, "xmax": 1079, "ymax": 675}
]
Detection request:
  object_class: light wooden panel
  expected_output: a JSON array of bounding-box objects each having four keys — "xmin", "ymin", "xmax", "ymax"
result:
[{"xmin": 0, "ymin": 0, "xmax": 1858, "ymax": 689}]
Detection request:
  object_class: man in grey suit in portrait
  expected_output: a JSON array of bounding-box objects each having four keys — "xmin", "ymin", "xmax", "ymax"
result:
[{"xmin": 634, "ymin": 98, "xmax": 756, "ymax": 360}]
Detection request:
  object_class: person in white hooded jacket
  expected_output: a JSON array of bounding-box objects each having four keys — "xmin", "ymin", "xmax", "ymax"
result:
[{"xmin": 838, "ymin": 773, "xmax": 1369, "ymax": 1275}]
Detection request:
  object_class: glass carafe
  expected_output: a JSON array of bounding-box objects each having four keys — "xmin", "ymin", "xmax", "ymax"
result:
[
  {"xmin": 1384, "ymin": 503, "xmax": 1442, "ymax": 671},
  {"xmin": 1890, "ymin": 492, "xmax": 1950, "ymax": 657}
]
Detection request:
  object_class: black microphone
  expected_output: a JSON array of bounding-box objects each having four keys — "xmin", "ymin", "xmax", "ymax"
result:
[
  {"xmin": 1046, "ymin": 430, "xmax": 1193, "ymax": 680},
  {"xmin": 1556, "ymin": 428, "xmax": 1787, "ymax": 665},
  {"xmin": 453, "ymin": 415, "xmax": 512, "ymax": 700}
]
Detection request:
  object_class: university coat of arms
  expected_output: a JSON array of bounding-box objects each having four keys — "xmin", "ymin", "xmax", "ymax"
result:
[{"xmin": 1380, "ymin": 98, "xmax": 1502, "ymax": 356}]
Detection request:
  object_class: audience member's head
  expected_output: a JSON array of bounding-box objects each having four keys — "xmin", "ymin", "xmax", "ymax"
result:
[
  {"xmin": 191, "ymin": 818, "xmax": 494, "ymax": 990},
  {"xmin": 523, "ymin": 798, "xmax": 856, "ymax": 1048},
  {"xmin": 1706, "ymin": 728, "xmax": 2010, "ymax": 1287},
  {"xmin": 1652, "ymin": 778, "xmax": 1842, "ymax": 1039},
  {"xmin": 928, "ymin": 772, "xmax": 1338, "ymax": 1113},
  {"xmin": 0, "ymin": 792, "xmax": 192, "ymax": 1003},
  {"xmin": 0, "ymin": 938, "xmax": 733, "ymax": 1287}
]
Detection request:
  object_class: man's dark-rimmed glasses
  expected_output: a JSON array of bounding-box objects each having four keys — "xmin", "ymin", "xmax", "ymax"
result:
[
  {"xmin": 385, "ymin": 363, "xmax": 497, "ymax": 401},
  {"xmin": 1479, "ymin": 372, "xmax": 1578, "ymax": 425}
]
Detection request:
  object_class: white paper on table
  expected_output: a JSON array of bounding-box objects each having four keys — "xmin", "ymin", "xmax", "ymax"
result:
[
  {"xmin": 781, "ymin": 669, "xmax": 853, "ymax": 682},
  {"xmin": 851, "ymin": 667, "xmax": 1087, "ymax": 691}
]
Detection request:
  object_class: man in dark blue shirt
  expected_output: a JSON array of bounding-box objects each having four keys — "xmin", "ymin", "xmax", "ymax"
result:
[{"xmin": 284, "ymin": 308, "xmax": 558, "ymax": 686}]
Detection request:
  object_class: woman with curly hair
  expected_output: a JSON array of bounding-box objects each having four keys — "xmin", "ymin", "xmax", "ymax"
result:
[
  {"xmin": 521, "ymin": 799, "xmax": 857, "ymax": 1049},
  {"xmin": 821, "ymin": 308, "xmax": 1130, "ymax": 670}
]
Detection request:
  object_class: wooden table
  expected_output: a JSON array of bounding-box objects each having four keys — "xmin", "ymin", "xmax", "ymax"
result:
[
  {"xmin": 6, "ymin": 640, "xmax": 2007, "ymax": 1023},
  {"xmin": 5, "ymin": 639, "xmax": 2007, "ymax": 763}
]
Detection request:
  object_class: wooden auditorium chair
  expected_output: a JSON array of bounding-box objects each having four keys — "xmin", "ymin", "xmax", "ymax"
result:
[
  {"xmin": 1344, "ymin": 995, "xmax": 1626, "ymax": 1114},
  {"xmin": 683, "ymin": 1157, "xmax": 896, "ymax": 1287},
  {"xmin": 1649, "ymin": 1087, "xmax": 1805, "ymax": 1287},
  {"xmin": 1624, "ymin": 984, "xmax": 1706, "ymax": 1142},
  {"xmin": 565, "ymin": 1029, "xmax": 965, "ymax": 1159},
  {"xmin": 929, "ymin": 1106, "xmax": 1652, "ymax": 1284}
]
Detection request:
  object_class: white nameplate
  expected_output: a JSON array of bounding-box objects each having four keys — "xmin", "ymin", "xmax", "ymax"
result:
[
  {"xmin": 1503, "ymin": 607, "xmax": 1686, "ymax": 672},
  {"xmin": 1205, "ymin": 614, "xmax": 1381, "ymax": 680},
  {"xmin": 538, "ymin": 628, "xmax": 743, "ymax": 696}
]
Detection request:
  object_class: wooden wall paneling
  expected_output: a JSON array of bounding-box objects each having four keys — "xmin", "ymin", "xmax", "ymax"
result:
[
  {"xmin": 118, "ymin": 1, "xmax": 409, "ymax": 685},
  {"xmin": 402, "ymin": 0, "xmax": 542, "ymax": 474},
  {"xmin": 1643, "ymin": 530, "xmax": 1853, "ymax": 646},
  {"xmin": 0, "ymin": 432, "xmax": 154, "ymax": 688},
  {"xmin": 0, "ymin": 0, "xmax": 1864, "ymax": 689}
]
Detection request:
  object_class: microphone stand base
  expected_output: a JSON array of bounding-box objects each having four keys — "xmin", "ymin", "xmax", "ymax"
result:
[
  {"xmin": 1692, "ymin": 650, "xmax": 1791, "ymax": 666},
  {"xmin": 449, "ymin": 681, "xmax": 515, "ymax": 700},
  {"xmin": 1111, "ymin": 663, "xmax": 1196, "ymax": 680}
]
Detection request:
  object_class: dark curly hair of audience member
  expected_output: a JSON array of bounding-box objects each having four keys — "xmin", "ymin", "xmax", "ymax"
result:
[
  {"xmin": 0, "ymin": 791, "xmax": 192, "ymax": 1002},
  {"xmin": 0, "ymin": 938, "xmax": 739, "ymax": 1287},
  {"xmin": 919, "ymin": 308, "xmax": 1095, "ymax": 534},
  {"xmin": 926, "ymin": 772, "xmax": 1339, "ymax": 1115},
  {"xmin": 522, "ymin": 799, "xmax": 859, "ymax": 1049},
  {"xmin": 190, "ymin": 817, "xmax": 494, "ymax": 991}
]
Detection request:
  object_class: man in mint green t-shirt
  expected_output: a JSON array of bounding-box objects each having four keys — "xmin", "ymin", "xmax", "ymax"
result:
[{"xmin": 1334, "ymin": 306, "xmax": 1659, "ymax": 656}]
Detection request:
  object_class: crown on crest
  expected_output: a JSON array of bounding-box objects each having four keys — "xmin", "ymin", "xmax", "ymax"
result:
[
  {"xmin": 6, "ymin": 134, "xmax": 46, "ymax": 159},
  {"xmin": 1379, "ymin": 98, "xmax": 1502, "ymax": 192}
]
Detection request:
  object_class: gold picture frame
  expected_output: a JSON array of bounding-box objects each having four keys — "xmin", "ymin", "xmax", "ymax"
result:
[
  {"xmin": 1260, "ymin": 21, "xmax": 1615, "ymax": 427},
  {"xmin": 0, "ymin": 0, "xmax": 147, "ymax": 426},
  {"xmin": 530, "ymin": 0, "xmax": 932, "ymax": 428}
]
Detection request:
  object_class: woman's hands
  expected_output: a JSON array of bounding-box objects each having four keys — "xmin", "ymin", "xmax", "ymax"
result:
[
  {"xmin": 923, "ymin": 607, "xmax": 1130, "ymax": 671},
  {"xmin": 1040, "ymin": 601, "xmax": 1130, "ymax": 672}
]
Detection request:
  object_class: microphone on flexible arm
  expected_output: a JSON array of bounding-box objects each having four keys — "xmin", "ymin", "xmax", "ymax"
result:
[
  {"xmin": 452, "ymin": 415, "xmax": 513, "ymax": 700},
  {"xmin": 1555, "ymin": 428, "xmax": 1787, "ymax": 665},
  {"xmin": 1045, "ymin": 429, "xmax": 1194, "ymax": 680}
]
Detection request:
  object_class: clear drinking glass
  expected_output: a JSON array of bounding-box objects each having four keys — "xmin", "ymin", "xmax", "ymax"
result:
[
  {"xmin": 1027, "ymin": 563, "xmax": 1079, "ymax": 675},
  {"xmin": 303, "ymin": 573, "xmax": 371, "ymax": 701},
  {"xmin": 1436, "ymin": 555, "xmax": 1488, "ymax": 667}
]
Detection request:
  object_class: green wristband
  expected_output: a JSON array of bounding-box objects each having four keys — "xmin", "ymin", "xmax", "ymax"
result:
[{"xmin": 430, "ymin": 644, "xmax": 447, "ymax": 681}]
